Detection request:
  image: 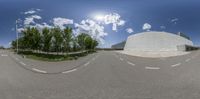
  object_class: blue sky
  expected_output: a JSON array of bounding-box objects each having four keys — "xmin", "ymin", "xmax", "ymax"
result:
[{"xmin": 0, "ymin": 0, "xmax": 200, "ymax": 48}]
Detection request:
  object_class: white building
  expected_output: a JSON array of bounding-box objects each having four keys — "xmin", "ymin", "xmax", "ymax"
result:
[{"xmin": 124, "ymin": 31, "xmax": 193, "ymax": 51}]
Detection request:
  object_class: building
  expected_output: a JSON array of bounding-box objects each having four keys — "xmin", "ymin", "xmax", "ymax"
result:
[
  {"xmin": 124, "ymin": 31, "xmax": 194, "ymax": 51},
  {"xmin": 111, "ymin": 41, "xmax": 126, "ymax": 50}
]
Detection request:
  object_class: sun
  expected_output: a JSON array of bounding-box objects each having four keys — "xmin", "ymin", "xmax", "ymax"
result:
[{"xmin": 94, "ymin": 14, "xmax": 105, "ymax": 21}]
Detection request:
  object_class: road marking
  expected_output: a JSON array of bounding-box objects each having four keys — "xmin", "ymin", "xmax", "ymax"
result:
[
  {"xmin": 127, "ymin": 61, "xmax": 135, "ymax": 66},
  {"xmin": 15, "ymin": 57, "xmax": 19, "ymax": 61},
  {"xmin": 1, "ymin": 54, "xmax": 8, "ymax": 56},
  {"xmin": 62, "ymin": 69, "xmax": 77, "ymax": 74},
  {"xmin": 145, "ymin": 66, "xmax": 160, "ymax": 70},
  {"xmin": 32, "ymin": 68, "xmax": 47, "ymax": 73},
  {"xmin": 19, "ymin": 61, "xmax": 26, "ymax": 66},
  {"xmin": 171, "ymin": 63, "xmax": 181, "ymax": 67},
  {"xmin": 84, "ymin": 62, "xmax": 90, "ymax": 66},
  {"xmin": 119, "ymin": 57, "xmax": 124, "ymax": 61},
  {"xmin": 185, "ymin": 58, "xmax": 191, "ymax": 62}
]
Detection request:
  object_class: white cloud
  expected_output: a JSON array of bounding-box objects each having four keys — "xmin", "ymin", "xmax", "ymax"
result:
[
  {"xmin": 142, "ymin": 23, "xmax": 151, "ymax": 31},
  {"xmin": 34, "ymin": 23, "xmax": 53, "ymax": 31},
  {"xmin": 17, "ymin": 28, "xmax": 25, "ymax": 33},
  {"xmin": 171, "ymin": 18, "xmax": 178, "ymax": 24},
  {"xmin": 126, "ymin": 28, "xmax": 134, "ymax": 33},
  {"xmin": 53, "ymin": 17, "xmax": 73, "ymax": 29},
  {"xmin": 160, "ymin": 26, "xmax": 166, "ymax": 29},
  {"xmin": 24, "ymin": 9, "xmax": 41, "ymax": 15},
  {"xmin": 24, "ymin": 15, "xmax": 42, "ymax": 25},
  {"xmin": 24, "ymin": 10, "xmax": 36, "ymax": 15},
  {"xmin": 171, "ymin": 18, "xmax": 178, "ymax": 22},
  {"xmin": 94, "ymin": 13, "xmax": 125, "ymax": 31},
  {"xmin": 74, "ymin": 19, "xmax": 108, "ymax": 44},
  {"xmin": 103, "ymin": 13, "xmax": 125, "ymax": 31}
]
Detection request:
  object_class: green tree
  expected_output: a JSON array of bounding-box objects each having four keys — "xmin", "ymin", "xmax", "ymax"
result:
[
  {"xmin": 42, "ymin": 28, "xmax": 52, "ymax": 53},
  {"xmin": 77, "ymin": 33, "xmax": 88, "ymax": 50},
  {"xmin": 84, "ymin": 36, "xmax": 93, "ymax": 49},
  {"xmin": 63, "ymin": 27, "xmax": 72, "ymax": 52},
  {"xmin": 22, "ymin": 27, "xmax": 33, "ymax": 49},
  {"xmin": 72, "ymin": 37, "xmax": 79, "ymax": 51},
  {"xmin": 52, "ymin": 27, "xmax": 63, "ymax": 54},
  {"xmin": 11, "ymin": 40, "xmax": 17, "ymax": 49},
  {"xmin": 77, "ymin": 33, "xmax": 99, "ymax": 50},
  {"xmin": 32, "ymin": 27, "xmax": 41, "ymax": 51}
]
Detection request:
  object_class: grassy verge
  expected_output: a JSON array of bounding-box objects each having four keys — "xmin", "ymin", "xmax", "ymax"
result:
[{"xmin": 17, "ymin": 50, "xmax": 96, "ymax": 62}]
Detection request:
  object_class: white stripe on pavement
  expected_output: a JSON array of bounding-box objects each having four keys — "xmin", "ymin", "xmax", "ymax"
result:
[
  {"xmin": 32, "ymin": 68, "xmax": 47, "ymax": 73},
  {"xmin": 171, "ymin": 63, "xmax": 181, "ymax": 67},
  {"xmin": 62, "ymin": 69, "xmax": 77, "ymax": 74},
  {"xmin": 1, "ymin": 54, "xmax": 8, "ymax": 56},
  {"xmin": 119, "ymin": 57, "xmax": 124, "ymax": 61},
  {"xmin": 19, "ymin": 61, "xmax": 26, "ymax": 66},
  {"xmin": 145, "ymin": 66, "xmax": 160, "ymax": 70},
  {"xmin": 185, "ymin": 58, "xmax": 191, "ymax": 62},
  {"xmin": 127, "ymin": 61, "xmax": 135, "ymax": 66},
  {"xmin": 84, "ymin": 62, "xmax": 90, "ymax": 66}
]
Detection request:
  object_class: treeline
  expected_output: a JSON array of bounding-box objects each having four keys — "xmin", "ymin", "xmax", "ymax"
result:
[{"xmin": 12, "ymin": 27, "xmax": 98, "ymax": 54}]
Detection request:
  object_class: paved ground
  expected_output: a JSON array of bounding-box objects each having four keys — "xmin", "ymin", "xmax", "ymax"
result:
[
  {"xmin": 0, "ymin": 49, "xmax": 200, "ymax": 99},
  {"xmin": 118, "ymin": 50, "xmax": 190, "ymax": 58}
]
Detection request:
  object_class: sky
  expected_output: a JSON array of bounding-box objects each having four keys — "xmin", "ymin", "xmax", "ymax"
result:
[{"xmin": 0, "ymin": 0, "xmax": 200, "ymax": 48}]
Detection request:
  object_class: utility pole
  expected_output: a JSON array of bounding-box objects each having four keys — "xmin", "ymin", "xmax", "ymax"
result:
[{"xmin": 16, "ymin": 20, "xmax": 18, "ymax": 53}]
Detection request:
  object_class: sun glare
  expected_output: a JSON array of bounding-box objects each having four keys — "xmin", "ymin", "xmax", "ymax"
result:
[{"xmin": 94, "ymin": 14, "xmax": 105, "ymax": 21}]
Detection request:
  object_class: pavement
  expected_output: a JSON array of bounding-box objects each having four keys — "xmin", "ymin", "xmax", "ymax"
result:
[
  {"xmin": 0, "ymin": 49, "xmax": 200, "ymax": 99},
  {"xmin": 118, "ymin": 50, "xmax": 190, "ymax": 58}
]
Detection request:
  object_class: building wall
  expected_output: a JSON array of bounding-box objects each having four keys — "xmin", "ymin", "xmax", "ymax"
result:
[
  {"xmin": 124, "ymin": 32, "xmax": 193, "ymax": 51},
  {"xmin": 111, "ymin": 41, "xmax": 126, "ymax": 50}
]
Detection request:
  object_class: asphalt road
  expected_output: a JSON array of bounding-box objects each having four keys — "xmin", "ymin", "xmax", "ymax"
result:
[{"xmin": 0, "ymin": 49, "xmax": 200, "ymax": 99}]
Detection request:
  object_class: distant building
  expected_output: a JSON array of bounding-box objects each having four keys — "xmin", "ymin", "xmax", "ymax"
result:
[
  {"xmin": 177, "ymin": 32, "xmax": 190, "ymax": 40},
  {"xmin": 111, "ymin": 41, "xmax": 126, "ymax": 50}
]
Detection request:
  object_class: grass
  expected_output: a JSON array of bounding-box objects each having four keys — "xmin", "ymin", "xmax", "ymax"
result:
[{"xmin": 17, "ymin": 50, "xmax": 96, "ymax": 62}]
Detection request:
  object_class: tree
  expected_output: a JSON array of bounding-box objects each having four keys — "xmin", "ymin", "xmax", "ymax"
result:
[
  {"xmin": 84, "ymin": 36, "xmax": 93, "ymax": 49},
  {"xmin": 32, "ymin": 27, "xmax": 41, "ymax": 51},
  {"xmin": 22, "ymin": 27, "xmax": 33, "ymax": 49},
  {"xmin": 77, "ymin": 33, "xmax": 99, "ymax": 50},
  {"xmin": 63, "ymin": 27, "xmax": 72, "ymax": 52},
  {"xmin": 11, "ymin": 40, "xmax": 16, "ymax": 49},
  {"xmin": 72, "ymin": 37, "xmax": 78, "ymax": 51},
  {"xmin": 42, "ymin": 28, "xmax": 52, "ymax": 53},
  {"xmin": 92, "ymin": 40, "xmax": 99, "ymax": 49},
  {"xmin": 77, "ymin": 33, "xmax": 89, "ymax": 50},
  {"xmin": 52, "ymin": 27, "xmax": 63, "ymax": 54}
]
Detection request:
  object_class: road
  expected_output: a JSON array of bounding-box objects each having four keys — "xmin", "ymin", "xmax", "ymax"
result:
[{"xmin": 0, "ymin": 49, "xmax": 200, "ymax": 99}]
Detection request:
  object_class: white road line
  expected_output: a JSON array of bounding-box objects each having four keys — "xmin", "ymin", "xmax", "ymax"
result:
[
  {"xmin": 127, "ymin": 61, "xmax": 135, "ymax": 66},
  {"xmin": 1, "ymin": 54, "xmax": 8, "ymax": 56},
  {"xmin": 15, "ymin": 57, "xmax": 19, "ymax": 61},
  {"xmin": 119, "ymin": 57, "xmax": 124, "ymax": 61},
  {"xmin": 185, "ymin": 58, "xmax": 191, "ymax": 62},
  {"xmin": 84, "ymin": 62, "xmax": 90, "ymax": 66},
  {"xmin": 32, "ymin": 68, "xmax": 47, "ymax": 73},
  {"xmin": 145, "ymin": 66, "xmax": 160, "ymax": 70},
  {"xmin": 19, "ymin": 61, "xmax": 26, "ymax": 66},
  {"xmin": 171, "ymin": 63, "xmax": 181, "ymax": 67},
  {"xmin": 62, "ymin": 69, "xmax": 77, "ymax": 74}
]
